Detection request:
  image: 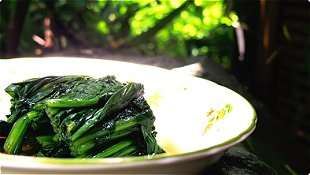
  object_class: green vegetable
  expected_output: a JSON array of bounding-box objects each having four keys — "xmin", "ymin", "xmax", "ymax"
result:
[
  {"xmin": 93, "ymin": 139, "xmax": 134, "ymax": 158},
  {"xmin": 0, "ymin": 75, "xmax": 164, "ymax": 158},
  {"xmin": 70, "ymin": 82, "xmax": 144, "ymax": 142},
  {"xmin": 4, "ymin": 116, "xmax": 29, "ymax": 154}
]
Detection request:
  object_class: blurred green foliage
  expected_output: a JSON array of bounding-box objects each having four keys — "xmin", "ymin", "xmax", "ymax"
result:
[{"xmin": 0, "ymin": 0, "xmax": 237, "ymax": 70}]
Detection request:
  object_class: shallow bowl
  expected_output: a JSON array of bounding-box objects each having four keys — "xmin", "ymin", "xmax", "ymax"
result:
[{"xmin": 0, "ymin": 57, "xmax": 256, "ymax": 174}]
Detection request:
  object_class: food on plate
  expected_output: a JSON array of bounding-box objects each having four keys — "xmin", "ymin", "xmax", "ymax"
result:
[{"xmin": 0, "ymin": 75, "xmax": 164, "ymax": 158}]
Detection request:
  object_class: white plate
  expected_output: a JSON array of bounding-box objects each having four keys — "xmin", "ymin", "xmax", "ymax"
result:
[{"xmin": 0, "ymin": 57, "xmax": 256, "ymax": 174}]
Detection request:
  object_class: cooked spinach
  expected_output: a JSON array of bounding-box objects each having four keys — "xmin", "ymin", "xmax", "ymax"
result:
[{"xmin": 0, "ymin": 75, "xmax": 164, "ymax": 158}]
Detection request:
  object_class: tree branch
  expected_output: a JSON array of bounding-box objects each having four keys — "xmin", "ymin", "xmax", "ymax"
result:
[
  {"xmin": 7, "ymin": 1, "xmax": 30, "ymax": 57},
  {"xmin": 122, "ymin": 0, "xmax": 193, "ymax": 48}
]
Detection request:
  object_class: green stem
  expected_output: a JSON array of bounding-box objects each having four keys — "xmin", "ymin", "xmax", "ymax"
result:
[
  {"xmin": 45, "ymin": 96, "xmax": 100, "ymax": 108},
  {"xmin": 26, "ymin": 110, "xmax": 40, "ymax": 121},
  {"xmin": 93, "ymin": 139, "xmax": 134, "ymax": 158},
  {"xmin": 7, "ymin": 110, "xmax": 21, "ymax": 124},
  {"xmin": 4, "ymin": 115, "xmax": 29, "ymax": 154},
  {"xmin": 71, "ymin": 116, "xmax": 139, "ymax": 156},
  {"xmin": 112, "ymin": 145, "xmax": 137, "ymax": 157},
  {"xmin": 71, "ymin": 83, "xmax": 143, "ymax": 142},
  {"xmin": 36, "ymin": 135, "xmax": 55, "ymax": 148}
]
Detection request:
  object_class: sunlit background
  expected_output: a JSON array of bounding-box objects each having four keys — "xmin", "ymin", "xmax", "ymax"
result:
[
  {"xmin": 0, "ymin": 0, "xmax": 309, "ymax": 174},
  {"xmin": 0, "ymin": 0, "xmax": 238, "ymax": 70}
]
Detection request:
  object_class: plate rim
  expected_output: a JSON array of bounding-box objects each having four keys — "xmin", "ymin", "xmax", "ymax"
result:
[{"xmin": 0, "ymin": 57, "xmax": 257, "ymax": 167}]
